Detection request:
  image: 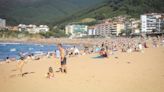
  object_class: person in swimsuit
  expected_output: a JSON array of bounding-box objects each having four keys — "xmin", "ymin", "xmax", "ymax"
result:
[{"xmin": 58, "ymin": 43, "xmax": 67, "ymax": 73}]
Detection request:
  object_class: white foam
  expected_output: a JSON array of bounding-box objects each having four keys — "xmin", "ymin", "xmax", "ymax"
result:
[
  {"xmin": 0, "ymin": 42, "xmax": 21, "ymax": 45},
  {"xmin": 10, "ymin": 48, "xmax": 17, "ymax": 52},
  {"xmin": 29, "ymin": 48, "xmax": 33, "ymax": 50}
]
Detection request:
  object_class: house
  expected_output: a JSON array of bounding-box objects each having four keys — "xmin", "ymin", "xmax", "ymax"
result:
[
  {"xmin": 18, "ymin": 24, "xmax": 49, "ymax": 34},
  {"xmin": 7, "ymin": 26, "xmax": 18, "ymax": 31},
  {"xmin": 38, "ymin": 25, "xmax": 49, "ymax": 33}
]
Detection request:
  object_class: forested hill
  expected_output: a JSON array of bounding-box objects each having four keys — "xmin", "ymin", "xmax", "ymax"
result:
[{"xmin": 0, "ymin": 0, "xmax": 163, "ymax": 26}]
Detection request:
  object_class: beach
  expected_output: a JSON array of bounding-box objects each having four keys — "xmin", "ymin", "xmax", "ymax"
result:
[{"xmin": 0, "ymin": 45, "xmax": 164, "ymax": 92}]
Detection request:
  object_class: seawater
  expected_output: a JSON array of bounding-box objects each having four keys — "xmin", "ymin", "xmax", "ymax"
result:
[{"xmin": 0, "ymin": 42, "xmax": 73, "ymax": 61}]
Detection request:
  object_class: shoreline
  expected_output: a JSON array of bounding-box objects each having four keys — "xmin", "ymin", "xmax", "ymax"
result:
[{"xmin": 0, "ymin": 38, "xmax": 96, "ymax": 46}]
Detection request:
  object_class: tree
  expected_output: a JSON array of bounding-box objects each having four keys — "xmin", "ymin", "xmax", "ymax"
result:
[{"xmin": 120, "ymin": 29, "xmax": 132, "ymax": 36}]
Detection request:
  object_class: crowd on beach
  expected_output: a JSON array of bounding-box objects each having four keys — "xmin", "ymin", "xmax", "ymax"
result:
[
  {"xmin": 1, "ymin": 36, "xmax": 164, "ymax": 78},
  {"xmin": 64, "ymin": 36, "xmax": 164, "ymax": 58}
]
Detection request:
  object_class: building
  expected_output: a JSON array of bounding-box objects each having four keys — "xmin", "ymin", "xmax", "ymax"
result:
[
  {"xmin": 115, "ymin": 22, "xmax": 125, "ymax": 35},
  {"xmin": 94, "ymin": 21, "xmax": 117, "ymax": 37},
  {"xmin": 87, "ymin": 16, "xmax": 140, "ymax": 37},
  {"xmin": 65, "ymin": 25, "xmax": 88, "ymax": 37},
  {"xmin": 26, "ymin": 24, "xmax": 38, "ymax": 34},
  {"xmin": 38, "ymin": 25, "xmax": 49, "ymax": 33},
  {"xmin": 0, "ymin": 18, "xmax": 6, "ymax": 30},
  {"xmin": 87, "ymin": 26, "xmax": 96, "ymax": 36},
  {"xmin": 7, "ymin": 26, "xmax": 18, "ymax": 31},
  {"xmin": 131, "ymin": 19, "xmax": 140, "ymax": 34},
  {"xmin": 18, "ymin": 24, "xmax": 49, "ymax": 34},
  {"xmin": 141, "ymin": 13, "xmax": 164, "ymax": 33},
  {"xmin": 93, "ymin": 20, "xmax": 126, "ymax": 36}
]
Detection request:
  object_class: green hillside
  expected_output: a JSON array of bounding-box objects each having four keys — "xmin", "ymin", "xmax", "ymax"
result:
[
  {"xmin": 79, "ymin": 0, "xmax": 164, "ymax": 20},
  {"xmin": 0, "ymin": 0, "xmax": 163, "ymax": 26},
  {"xmin": 0, "ymin": 0, "xmax": 107, "ymax": 25}
]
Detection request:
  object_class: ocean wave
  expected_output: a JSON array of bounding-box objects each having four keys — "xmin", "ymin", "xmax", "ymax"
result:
[
  {"xmin": 10, "ymin": 48, "xmax": 17, "ymax": 52},
  {"xmin": 29, "ymin": 48, "xmax": 33, "ymax": 50},
  {"xmin": 0, "ymin": 42, "xmax": 21, "ymax": 45}
]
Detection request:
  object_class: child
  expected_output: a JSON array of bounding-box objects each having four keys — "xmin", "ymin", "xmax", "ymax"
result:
[{"xmin": 46, "ymin": 67, "xmax": 54, "ymax": 79}]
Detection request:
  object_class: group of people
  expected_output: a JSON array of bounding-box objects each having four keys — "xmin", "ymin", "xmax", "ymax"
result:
[
  {"xmin": 3, "ymin": 36, "xmax": 164, "ymax": 78},
  {"xmin": 2, "ymin": 43, "xmax": 67, "ymax": 78},
  {"xmin": 74, "ymin": 36, "xmax": 164, "ymax": 58}
]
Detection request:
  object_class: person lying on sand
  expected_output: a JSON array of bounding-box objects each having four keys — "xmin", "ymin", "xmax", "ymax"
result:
[{"xmin": 46, "ymin": 67, "xmax": 54, "ymax": 79}]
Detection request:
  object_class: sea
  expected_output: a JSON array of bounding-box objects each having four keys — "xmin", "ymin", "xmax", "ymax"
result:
[{"xmin": 0, "ymin": 42, "xmax": 74, "ymax": 61}]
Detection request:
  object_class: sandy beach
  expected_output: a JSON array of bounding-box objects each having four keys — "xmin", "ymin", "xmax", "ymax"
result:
[{"xmin": 0, "ymin": 45, "xmax": 164, "ymax": 92}]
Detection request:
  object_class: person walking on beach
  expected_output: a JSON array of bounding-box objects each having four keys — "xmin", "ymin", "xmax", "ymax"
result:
[
  {"xmin": 17, "ymin": 57, "xmax": 25, "ymax": 76},
  {"xmin": 58, "ymin": 43, "xmax": 67, "ymax": 73}
]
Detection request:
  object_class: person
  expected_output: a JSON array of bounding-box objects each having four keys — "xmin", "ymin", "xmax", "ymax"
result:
[
  {"xmin": 152, "ymin": 38, "xmax": 158, "ymax": 47},
  {"xmin": 143, "ymin": 41, "xmax": 148, "ymax": 48},
  {"xmin": 15, "ymin": 52, "xmax": 30, "ymax": 77},
  {"xmin": 46, "ymin": 67, "xmax": 54, "ymax": 79},
  {"xmin": 138, "ymin": 43, "xmax": 144, "ymax": 53},
  {"xmin": 73, "ymin": 46, "xmax": 80, "ymax": 55},
  {"xmin": 5, "ymin": 57, "xmax": 10, "ymax": 63},
  {"xmin": 55, "ymin": 50, "xmax": 60, "ymax": 59},
  {"xmin": 99, "ymin": 48, "xmax": 108, "ymax": 58},
  {"xmin": 17, "ymin": 57, "xmax": 26, "ymax": 77},
  {"xmin": 161, "ymin": 38, "xmax": 164, "ymax": 46},
  {"xmin": 57, "ymin": 43, "xmax": 67, "ymax": 73}
]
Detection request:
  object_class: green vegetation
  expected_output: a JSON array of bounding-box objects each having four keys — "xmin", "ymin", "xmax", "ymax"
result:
[
  {"xmin": 40, "ymin": 28, "xmax": 67, "ymax": 38},
  {"xmin": 0, "ymin": 0, "xmax": 163, "ymax": 26},
  {"xmin": 0, "ymin": 0, "xmax": 107, "ymax": 25},
  {"xmin": 0, "ymin": 29, "xmax": 42, "ymax": 38},
  {"xmin": 79, "ymin": 0, "xmax": 164, "ymax": 20},
  {"xmin": 0, "ymin": 28, "xmax": 67, "ymax": 38}
]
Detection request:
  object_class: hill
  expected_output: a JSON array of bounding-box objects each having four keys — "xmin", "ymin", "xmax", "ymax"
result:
[
  {"xmin": 0, "ymin": 0, "xmax": 107, "ymax": 25},
  {"xmin": 0, "ymin": 0, "xmax": 163, "ymax": 26},
  {"xmin": 79, "ymin": 0, "xmax": 164, "ymax": 20}
]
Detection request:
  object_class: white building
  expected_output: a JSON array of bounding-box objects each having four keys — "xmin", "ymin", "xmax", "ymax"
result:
[
  {"xmin": 18, "ymin": 24, "xmax": 49, "ymax": 34},
  {"xmin": 0, "ymin": 18, "xmax": 6, "ymax": 30},
  {"xmin": 141, "ymin": 13, "xmax": 164, "ymax": 33},
  {"xmin": 65, "ymin": 25, "xmax": 88, "ymax": 37},
  {"xmin": 88, "ymin": 26, "xmax": 96, "ymax": 36},
  {"xmin": 38, "ymin": 25, "xmax": 49, "ymax": 33},
  {"xmin": 18, "ymin": 24, "xmax": 26, "ymax": 32}
]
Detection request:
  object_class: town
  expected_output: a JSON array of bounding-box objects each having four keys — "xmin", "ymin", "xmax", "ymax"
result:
[{"xmin": 0, "ymin": 13, "xmax": 164, "ymax": 38}]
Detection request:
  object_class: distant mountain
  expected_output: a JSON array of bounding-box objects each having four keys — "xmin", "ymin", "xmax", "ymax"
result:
[{"xmin": 0, "ymin": 0, "xmax": 163, "ymax": 26}]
